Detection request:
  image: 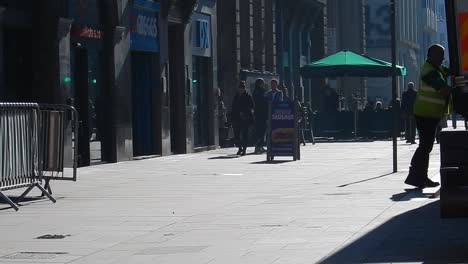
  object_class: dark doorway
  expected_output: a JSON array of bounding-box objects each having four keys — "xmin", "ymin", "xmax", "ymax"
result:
[
  {"xmin": 73, "ymin": 48, "xmax": 91, "ymax": 167},
  {"xmin": 131, "ymin": 51, "xmax": 161, "ymax": 157},
  {"xmin": 192, "ymin": 56, "xmax": 211, "ymax": 147},
  {"xmin": 168, "ymin": 24, "xmax": 186, "ymax": 154},
  {"xmin": 2, "ymin": 29, "xmax": 33, "ymax": 101},
  {"xmin": 72, "ymin": 46, "xmax": 104, "ymax": 166}
]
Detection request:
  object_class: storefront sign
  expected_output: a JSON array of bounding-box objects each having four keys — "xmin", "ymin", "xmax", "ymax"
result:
[
  {"xmin": 130, "ymin": 1, "xmax": 160, "ymax": 52},
  {"xmin": 195, "ymin": 19, "xmax": 210, "ymax": 49},
  {"xmin": 71, "ymin": 24, "xmax": 103, "ymax": 40},
  {"xmin": 268, "ymin": 101, "xmax": 298, "ymax": 158},
  {"xmin": 192, "ymin": 12, "xmax": 212, "ymax": 57}
]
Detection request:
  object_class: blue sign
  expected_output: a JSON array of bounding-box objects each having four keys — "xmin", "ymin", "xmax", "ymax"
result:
[
  {"xmin": 195, "ymin": 19, "xmax": 210, "ymax": 49},
  {"xmin": 130, "ymin": 1, "xmax": 159, "ymax": 52},
  {"xmin": 269, "ymin": 101, "xmax": 296, "ymax": 157}
]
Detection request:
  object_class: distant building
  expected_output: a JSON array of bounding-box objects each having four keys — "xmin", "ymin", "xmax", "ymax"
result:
[
  {"xmin": 327, "ymin": 0, "xmax": 367, "ymax": 110},
  {"xmin": 365, "ymin": 0, "xmax": 438, "ymax": 107},
  {"xmin": 217, "ymin": 0, "xmax": 327, "ymax": 111},
  {"xmin": 275, "ymin": 0, "xmax": 327, "ymax": 108},
  {"xmin": 436, "ymin": 0, "xmax": 449, "ymax": 63}
]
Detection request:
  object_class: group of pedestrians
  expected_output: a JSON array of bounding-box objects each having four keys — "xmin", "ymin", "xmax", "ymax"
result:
[{"xmin": 230, "ymin": 79, "xmax": 284, "ymax": 156}]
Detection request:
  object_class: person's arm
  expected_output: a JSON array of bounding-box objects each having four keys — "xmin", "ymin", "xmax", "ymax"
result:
[{"xmin": 421, "ymin": 70, "xmax": 446, "ymax": 91}]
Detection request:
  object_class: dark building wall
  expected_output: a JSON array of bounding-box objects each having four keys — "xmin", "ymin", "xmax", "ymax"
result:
[
  {"xmin": 276, "ymin": 0, "xmax": 326, "ymax": 103},
  {"xmin": 217, "ymin": 0, "xmax": 237, "ymax": 103}
]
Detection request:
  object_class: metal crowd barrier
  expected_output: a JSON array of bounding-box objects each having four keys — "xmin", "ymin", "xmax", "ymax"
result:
[
  {"xmin": 0, "ymin": 103, "xmax": 55, "ymax": 211},
  {"xmin": 39, "ymin": 104, "xmax": 79, "ymax": 196}
]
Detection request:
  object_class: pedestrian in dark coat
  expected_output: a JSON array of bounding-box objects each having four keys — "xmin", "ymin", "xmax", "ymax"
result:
[
  {"xmin": 231, "ymin": 81, "xmax": 255, "ymax": 156},
  {"xmin": 402, "ymin": 82, "xmax": 417, "ymax": 144},
  {"xmin": 253, "ymin": 79, "xmax": 268, "ymax": 154}
]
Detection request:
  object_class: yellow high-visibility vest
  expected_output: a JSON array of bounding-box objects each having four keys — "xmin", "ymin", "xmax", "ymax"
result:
[{"xmin": 413, "ymin": 62, "xmax": 449, "ymax": 119}]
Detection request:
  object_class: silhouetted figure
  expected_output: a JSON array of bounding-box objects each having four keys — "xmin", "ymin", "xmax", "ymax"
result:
[
  {"xmin": 402, "ymin": 82, "xmax": 417, "ymax": 144},
  {"xmin": 322, "ymin": 85, "xmax": 339, "ymax": 112},
  {"xmin": 253, "ymin": 78, "xmax": 268, "ymax": 154},
  {"xmin": 375, "ymin": 101, "xmax": 383, "ymax": 112},
  {"xmin": 231, "ymin": 81, "xmax": 254, "ymax": 156}
]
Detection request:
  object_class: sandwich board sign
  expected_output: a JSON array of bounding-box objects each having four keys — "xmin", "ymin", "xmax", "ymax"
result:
[{"xmin": 267, "ymin": 100, "xmax": 300, "ymax": 161}]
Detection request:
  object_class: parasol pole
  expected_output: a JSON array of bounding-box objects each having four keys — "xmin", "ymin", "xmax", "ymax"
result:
[{"xmin": 391, "ymin": 0, "xmax": 398, "ymax": 172}]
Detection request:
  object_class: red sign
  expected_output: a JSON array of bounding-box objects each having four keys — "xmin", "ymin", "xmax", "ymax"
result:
[{"xmin": 71, "ymin": 24, "xmax": 103, "ymax": 40}]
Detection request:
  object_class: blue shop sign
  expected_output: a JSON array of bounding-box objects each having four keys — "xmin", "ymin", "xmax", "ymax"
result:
[
  {"xmin": 192, "ymin": 12, "xmax": 212, "ymax": 57},
  {"xmin": 130, "ymin": 0, "xmax": 160, "ymax": 52},
  {"xmin": 195, "ymin": 19, "xmax": 210, "ymax": 49}
]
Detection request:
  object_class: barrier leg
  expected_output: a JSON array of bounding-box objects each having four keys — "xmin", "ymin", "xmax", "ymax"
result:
[
  {"xmin": 35, "ymin": 183, "xmax": 56, "ymax": 203},
  {"xmin": 17, "ymin": 184, "xmax": 36, "ymax": 202},
  {"xmin": 0, "ymin": 191, "xmax": 19, "ymax": 211}
]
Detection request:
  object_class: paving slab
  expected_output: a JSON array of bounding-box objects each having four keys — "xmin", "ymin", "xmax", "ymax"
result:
[{"xmin": 0, "ymin": 140, "xmax": 460, "ymax": 263}]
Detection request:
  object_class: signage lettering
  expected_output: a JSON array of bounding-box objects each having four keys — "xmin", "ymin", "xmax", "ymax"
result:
[
  {"xmin": 130, "ymin": 6, "xmax": 159, "ymax": 52},
  {"xmin": 195, "ymin": 19, "xmax": 210, "ymax": 49},
  {"xmin": 71, "ymin": 24, "xmax": 103, "ymax": 40}
]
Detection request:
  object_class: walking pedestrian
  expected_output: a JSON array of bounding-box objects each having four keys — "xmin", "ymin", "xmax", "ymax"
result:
[
  {"xmin": 402, "ymin": 82, "xmax": 417, "ymax": 144},
  {"xmin": 265, "ymin": 79, "xmax": 284, "ymax": 103},
  {"xmin": 405, "ymin": 44, "xmax": 450, "ymax": 189},
  {"xmin": 231, "ymin": 81, "xmax": 255, "ymax": 156},
  {"xmin": 253, "ymin": 79, "xmax": 268, "ymax": 154}
]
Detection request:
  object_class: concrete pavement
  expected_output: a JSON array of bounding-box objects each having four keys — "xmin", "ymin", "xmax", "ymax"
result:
[{"xmin": 0, "ymin": 140, "xmax": 465, "ymax": 264}]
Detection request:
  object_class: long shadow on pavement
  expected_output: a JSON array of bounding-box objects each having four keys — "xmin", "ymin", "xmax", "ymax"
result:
[
  {"xmin": 390, "ymin": 189, "xmax": 437, "ymax": 201},
  {"xmin": 318, "ymin": 200, "xmax": 468, "ymax": 263},
  {"xmin": 250, "ymin": 160, "xmax": 294, "ymax": 165},
  {"xmin": 338, "ymin": 172, "xmax": 395, "ymax": 187},
  {"xmin": 208, "ymin": 154, "xmax": 241, "ymax": 160}
]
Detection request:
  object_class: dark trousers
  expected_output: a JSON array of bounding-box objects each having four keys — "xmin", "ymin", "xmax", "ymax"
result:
[
  {"xmin": 406, "ymin": 116, "xmax": 440, "ymax": 185},
  {"xmin": 234, "ymin": 125, "xmax": 249, "ymax": 149},
  {"xmin": 255, "ymin": 120, "xmax": 267, "ymax": 148},
  {"xmin": 404, "ymin": 113, "xmax": 416, "ymax": 142}
]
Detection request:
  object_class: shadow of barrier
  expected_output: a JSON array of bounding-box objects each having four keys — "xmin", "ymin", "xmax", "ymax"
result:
[
  {"xmin": 0, "ymin": 103, "xmax": 78, "ymax": 211},
  {"xmin": 318, "ymin": 201, "xmax": 468, "ymax": 263},
  {"xmin": 313, "ymin": 111, "xmax": 404, "ymax": 140}
]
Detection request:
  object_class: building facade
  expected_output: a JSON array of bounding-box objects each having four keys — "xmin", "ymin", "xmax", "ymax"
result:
[
  {"xmin": 327, "ymin": 0, "xmax": 367, "ymax": 110},
  {"xmin": 217, "ymin": 0, "xmax": 327, "ymax": 111},
  {"xmin": 366, "ymin": 0, "xmax": 438, "ymax": 107},
  {"xmin": 217, "ymin": 0, "xmax": 279, "ymax": 105},
  {"xmin": 276, "ymin": 0, "xmax": 327, "ymax": 107},
  {"xmin": 0, "ymin": 0, "xmax": 219, "ymax": 166}
]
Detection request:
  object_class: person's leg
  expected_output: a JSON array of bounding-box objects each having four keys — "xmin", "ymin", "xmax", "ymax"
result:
[
  {"xmin": 240, "ymin": 125, "xmax": 249, "ymax": 155},
  {"xmin": 404, "ymin": 114, "xmax": 410, "ymax": 142},
  {"xmin": 234, "ymin": 127, "xmax": 242, "ymax": 155},
  {"xmin": 255, "ymin": 121, "xmax": 266, "ymax": 153},
  {"xmin": 259, "ymin": 121, "xmax": 267, "ymax": 152},
  {"xmin": 406, "ymin": 117, "xmax": 439, "ymax": 187},
  {"xmin": 410, "ymin": 115, "xmax": 417, "ymax": 143}
]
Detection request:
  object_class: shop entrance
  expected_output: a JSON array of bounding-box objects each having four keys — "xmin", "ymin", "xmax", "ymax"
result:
[
  {"xmin": 192, "ymin": 56, "xmax": 211, "ymax": 148},
  {"xmin": 72, "ymin": 46, "xmax": 104, "ymax": 166},
  {"xmin": 168, "ymin": 24, "xmax": 186, "ymax": 154},
  {"xmin": 131, "ymin": 51, "xmax": 161, "ymax": 157}
]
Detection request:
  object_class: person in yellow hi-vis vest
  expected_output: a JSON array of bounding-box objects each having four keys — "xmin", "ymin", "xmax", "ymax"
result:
[{"xmin": 405, "ymin": 44, "xmax": 451, "ymax": 189}]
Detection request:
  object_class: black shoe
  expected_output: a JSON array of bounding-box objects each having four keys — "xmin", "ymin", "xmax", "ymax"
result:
[
  {"xmin": 425, "ymin": 179, "xmax": 440, "ymax": 188},
  {"xmin": 405, "ymin": 179, "xmax": 425, "ymax": 189},
  {"xmin": 240, "ymin": 150, "xmax": 246, "ymax": 156},
  {"xmin": 236, "ymin": 149, "xmax": 242, "ymax": 155},
  {"xmin": 405, "ymin": 168, "xmax": 425, "ymax": 189}
]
